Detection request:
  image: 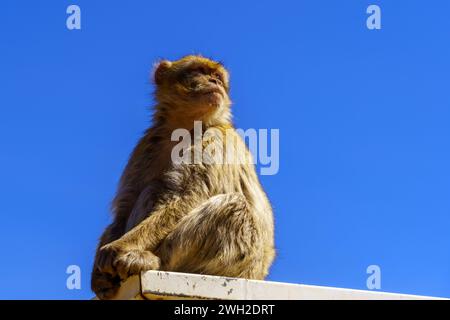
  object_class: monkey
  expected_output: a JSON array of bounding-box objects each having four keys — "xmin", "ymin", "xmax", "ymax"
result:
[{"xmin": 91, "ymin": 55, "xmax": 275, "ymax": 299}]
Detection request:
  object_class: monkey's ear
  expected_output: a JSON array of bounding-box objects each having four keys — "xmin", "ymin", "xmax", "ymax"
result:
[{"xmin": 153, "ymin": 60, "xmax": 172, "ymax": 85}]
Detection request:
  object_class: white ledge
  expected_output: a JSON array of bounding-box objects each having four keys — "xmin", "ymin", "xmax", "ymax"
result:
[{"xmin": 95, "ymin": 270, "xmax": 447, "ymax": 300}]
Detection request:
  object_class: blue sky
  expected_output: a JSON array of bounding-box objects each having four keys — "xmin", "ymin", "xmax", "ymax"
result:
[{"xmin": 0, "ymin": 0, "xmax": 449, "ymax": 299}]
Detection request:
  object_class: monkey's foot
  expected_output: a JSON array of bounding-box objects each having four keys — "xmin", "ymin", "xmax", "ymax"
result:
[
  {"xmin": 97, "ymin": 242, "xmax": 161, "ymax": 280},
  {"xmin": 91, "ymin": 269, "xmax": 121, "ymax": 300},
  {"xmin": 114, "ymin": 249, "xmax": 161, "ymax": 280}
]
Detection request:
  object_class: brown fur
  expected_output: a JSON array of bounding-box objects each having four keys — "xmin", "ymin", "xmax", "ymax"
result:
[{"xmin": 91, "ymin": 55, "xmax": 275, "ymax": 299}]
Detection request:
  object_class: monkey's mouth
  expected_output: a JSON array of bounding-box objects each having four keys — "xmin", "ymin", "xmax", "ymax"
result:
[
  {"xmin": 193, "ymin": 84, "xmax": 224, "ymax": 97},
  {"xmin": 190, "ymin": 87, "xmax": 224, "ymax": 108}
]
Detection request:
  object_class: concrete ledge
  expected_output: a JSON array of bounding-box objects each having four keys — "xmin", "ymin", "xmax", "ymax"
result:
[{"xmin": 95, "ymin": 270, "xmax": 447, "ymax": 300}]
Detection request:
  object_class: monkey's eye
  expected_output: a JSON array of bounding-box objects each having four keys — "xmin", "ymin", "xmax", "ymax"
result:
[
  {"xmin": 212, "ymin": 72, "xmax": 224, "ymax": 83},
  {"xmin": 189, "ymin": 66, "xmax": 208, "ymax": 75}
]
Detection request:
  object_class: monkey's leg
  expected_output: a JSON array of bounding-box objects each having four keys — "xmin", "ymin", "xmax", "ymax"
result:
[
  {"xmin": 156, "ymin": 193, "xmax": 268, "ymax": 280},
  {"xmin": 91, "ymin": 220, "xmax": 128, "ymax": 299}
]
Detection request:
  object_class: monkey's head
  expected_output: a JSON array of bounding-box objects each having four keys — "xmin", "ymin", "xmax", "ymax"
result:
[{"xmin": 153, "ymin": 55, "xmax": 231, "ymax": 126}]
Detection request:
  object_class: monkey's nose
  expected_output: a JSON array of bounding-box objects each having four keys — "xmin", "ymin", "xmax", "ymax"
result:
[{"xmin": 208, "ymin": 77, "xmax": 220, "ymax": 85}]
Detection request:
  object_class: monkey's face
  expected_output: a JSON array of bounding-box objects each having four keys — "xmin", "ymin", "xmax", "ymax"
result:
[{"xmin": 154, "ymin": 56, "xmax": 231, "ymax": 119}]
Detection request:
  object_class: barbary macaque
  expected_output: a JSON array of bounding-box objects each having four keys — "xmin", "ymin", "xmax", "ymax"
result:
[{"xmin": 91, "ymin": 55, "xmax": 275, "ymax": 299}]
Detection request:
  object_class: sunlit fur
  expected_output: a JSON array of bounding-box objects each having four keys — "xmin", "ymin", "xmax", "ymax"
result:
[{"xmin": 91, "ymin": 55, "xmax": 275, "ymax": 300}]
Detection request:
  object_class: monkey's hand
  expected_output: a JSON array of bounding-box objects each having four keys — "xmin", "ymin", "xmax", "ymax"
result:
[{"xmin": 96, "ymin": 240, "xmax": 161, "ymax": 281}]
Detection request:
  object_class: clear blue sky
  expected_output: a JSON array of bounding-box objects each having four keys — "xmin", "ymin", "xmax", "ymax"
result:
[{"xmin": 1, "ymin": 0, "xmax": 449, "ymax": 299}]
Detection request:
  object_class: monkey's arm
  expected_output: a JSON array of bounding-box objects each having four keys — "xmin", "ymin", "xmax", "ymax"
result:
[
  {"xmin": 111, "ymin": 160, "xmax": 209, "ymax": 251},
  {"xmin": 94, "ymin": 201, "xmax": 182, "ymax": 285},
  {"xmin": 104, "ymin": 192, "xmax": 199, "ymax": 254},
  {"xmin": 95, "ymin": 132, "xmax": 153, "ymax": 249},
  {"xmin": 94, "ymin": 183, "xmax": 140, "ymax": 254},
  {"xmin": 95, "ymin": 194, "xmax": 203, "ymax": 280},
  {"xmin": 95, "ymin": 164, "xmax": 208, "ymax": 278},
  {"xmin": 92, "ymin": 140, "xmax": 148, "ymax": 278},
  {"xmin": 95, "ymin": 217, "xmax": 127, "ymax": 250},
  {"xmin": 91, "ymin": 175, "xmax": 145, "ymax": 298}
]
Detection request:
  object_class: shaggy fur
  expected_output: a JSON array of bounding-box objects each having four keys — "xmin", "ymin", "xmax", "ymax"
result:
[{"xmin": 91, "ymin": 55, "xmax": 275, "ymax": 299}]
